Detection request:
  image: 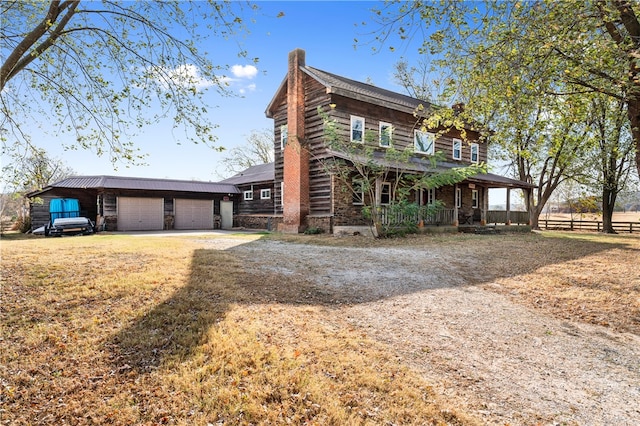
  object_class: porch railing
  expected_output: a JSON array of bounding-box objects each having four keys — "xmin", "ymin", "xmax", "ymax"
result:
[
  {"xmin": 377, "ymin": 206, "xmax": 456, "ymax": 226},
  {"xmin": 377, "ymin": 206, "xmax": 529, "ymax": 227},
  {"xmin": 486, "ymin": 210, "xmax": 530, "ymax": 225}
]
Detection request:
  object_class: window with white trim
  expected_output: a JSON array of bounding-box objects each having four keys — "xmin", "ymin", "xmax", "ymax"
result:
[
  {"xmin": 414, "ymin": 130, "xmax": 435, "ymax": 154},
  {"xmin": 280, "ymin": 124, "xmax": 288, "ymax": 149},
  {"xmin": 350, "ymin": 116, "xmax": 364, "ymax": 143},
  {"xmin": 280, "ymin": 182, "xmax": 284, "ymax": 206},
  {"xmin": 260, "ymin": 189, "xmax": 271, "ymax": 200},
  {"xmin": 452, "ymin": 138, "xmax": 462, "ymax": 160},
  {"xmin": 420, "ymin": 188, "xmax": 436, "ymax": 205},
  {"xmin": 472, "ymin": 189, "xmax": 479, "ymax": 208},
  {"xmin": 380, "ymin": 182, "xmax": 392, "ymax": 205},
  {"xmin": 455, "ymin": 187, "xmax": 461, "ymax": 208},
  {"xmin": 470, "ymin": 143, "xmax": 479, "ymax": 163},
  {"xmin": 379, "ymin": 122, "xmax": 392, "ymax": 147},
  {"xmin": 244, "ymin": 190, "xmax": 253, "ymax": 201},
  {"xmin": 352, "ymin": 179, "xmax": 365, "ymax": 205}
]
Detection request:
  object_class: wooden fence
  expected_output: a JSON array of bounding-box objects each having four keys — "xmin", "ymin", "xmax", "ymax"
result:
[{"xmin": 539, "ymin": 219, "xmax": 639, "ymax": 233}]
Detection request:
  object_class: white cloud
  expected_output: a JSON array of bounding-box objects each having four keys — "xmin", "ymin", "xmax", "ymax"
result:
[
  {"xmin": 146, "ymin": 63, "xmax": 215, "ymax": 91},
  {"xmin": 167, "ymin": 64, "xmax": 215, "ymax": 89},
  {"xmin": 231, "ymin": 64, "xmax": 258, "ymax": 79},
  {"xmin": 238, "ymin": 83, "xmax": 257, "ymax": 95}
]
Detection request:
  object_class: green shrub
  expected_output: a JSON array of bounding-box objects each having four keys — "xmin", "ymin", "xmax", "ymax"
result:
[{"xmin": 304, "ymin": 227, "xmax": 324, "ymax": 235}]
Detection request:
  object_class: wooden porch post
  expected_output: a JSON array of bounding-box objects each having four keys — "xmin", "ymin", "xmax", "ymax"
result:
[
  {"xmin": 453, "ymin": 184, "xmax": 459, "ymax": 226},
  {"xmin": 481, "ymin": 186, "xmax": 487, "ymax": 225},
  {"xmin": 506, "ymin": 188, "xmax": 511, "ymax": 225}
]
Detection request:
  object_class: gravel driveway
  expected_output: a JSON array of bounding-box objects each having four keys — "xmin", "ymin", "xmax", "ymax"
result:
[{"xmin": 204, "ymin": 236, "xmax": 640, "ymax": 425}]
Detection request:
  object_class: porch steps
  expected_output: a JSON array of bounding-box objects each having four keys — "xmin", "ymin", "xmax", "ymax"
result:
[{"xmin": 459, "ymin": 225, "xmax": 497, "ymax": 234}]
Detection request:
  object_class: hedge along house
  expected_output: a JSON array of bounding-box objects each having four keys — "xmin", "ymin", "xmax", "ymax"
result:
[
  {"xmin": 28, "ymin": 175, "xmax": 238, "ymax": 232},
  {"xmin": 263, "ymin": 48, "xmax": 535, "ymax": 234}
]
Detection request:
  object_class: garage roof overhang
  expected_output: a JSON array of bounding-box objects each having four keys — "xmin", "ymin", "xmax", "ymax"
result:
[{"xmin": 27, "ymin": 175, "xmax": 241, "ymax": 198}]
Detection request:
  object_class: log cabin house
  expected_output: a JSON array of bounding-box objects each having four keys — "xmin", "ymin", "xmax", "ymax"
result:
[
  {"xmin": 28, "ymin": 48, "xmax": 534, "ymax": 235},
  {"xmin": 232, "ymin": 48, "xmax": 535, "ymax": 234}
]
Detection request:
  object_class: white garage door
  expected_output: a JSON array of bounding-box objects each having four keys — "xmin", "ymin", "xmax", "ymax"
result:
[
  {"xmin": 117, "ymin": 197, "xmax": 164, "ymax": 231},
  {"xmin": 174, "ymin": 199, "xmax": 214, "ymax": 230}
]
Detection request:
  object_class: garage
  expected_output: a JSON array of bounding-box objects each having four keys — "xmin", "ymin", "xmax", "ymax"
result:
[
  {"xmin": 117, "ymin": 197, "xmax": 164, "ymax": 231},
  {"xmin": 174, "ymin": 199, "xmax": 214, "ymax": 230},
  {"xmin": 28, "ymin": 176, "xmax": 240, "ymax": 232}
]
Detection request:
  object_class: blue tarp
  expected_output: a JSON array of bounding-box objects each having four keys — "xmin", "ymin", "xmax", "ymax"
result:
[{"xmin": 50, "ymin": 198, "xmax": 80, "ymax": 221}]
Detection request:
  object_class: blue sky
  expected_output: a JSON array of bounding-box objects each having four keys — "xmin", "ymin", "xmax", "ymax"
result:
[{"xmin": 5, "ymin": 1, "xmax": 433, "ymax": 182}]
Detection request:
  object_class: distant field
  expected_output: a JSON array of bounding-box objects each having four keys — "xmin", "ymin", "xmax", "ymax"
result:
[{"xmin": 542, "ymin": 211, "xmax": 640, "ymax": 222}]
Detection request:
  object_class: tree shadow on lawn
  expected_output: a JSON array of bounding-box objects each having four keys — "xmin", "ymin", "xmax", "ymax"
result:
[
  {"xmin": 109, "ymin": 247, "xmax": 341, "ymax": 373},
  {"xmin": 110, "ymin": 233, "xmax": 633, "ymax": 373}
]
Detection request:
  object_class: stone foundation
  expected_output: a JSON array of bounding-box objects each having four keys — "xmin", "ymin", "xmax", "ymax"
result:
[
  {"xmin": 234, "ymin": 214, "xmax": 283, "ymax": 231},
  {"xmin": 306, "ymin": 215, "xmax": 332, "ymax": 233}
]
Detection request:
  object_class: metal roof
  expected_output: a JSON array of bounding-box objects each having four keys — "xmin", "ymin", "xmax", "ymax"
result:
[
  {"xmin": 28, "ymin": 175, "xmax": 240, "ymax": 197},
  {"xmin": 326, "ymin": 150, "xmax": 536, "ymax": 190},
  {"xmin": 220, "ymin": 163, "xmax": 275, "ymax": 185}
]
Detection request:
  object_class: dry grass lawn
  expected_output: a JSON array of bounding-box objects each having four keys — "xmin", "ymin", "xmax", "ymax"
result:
[
  {"xmin": 1, "ymin": 233, "xmax": 474, "ymax": 425},
  {"xmin": 1, "ymin": 230, "xmax": 639, "ymax": 425}
]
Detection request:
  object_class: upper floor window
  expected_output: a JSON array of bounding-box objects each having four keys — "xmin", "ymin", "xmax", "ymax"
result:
[
  {"xmin": 280, "ymin": 124, "xmax": 288, "ymax": 149},
  {"xmin": 350, "ymin": 116, "xmax": 364, "ymax": 143},
  {"xmin": 379, "ymin": 122, "xmax": 393, "ymax": 148},
  {"xmin": 260, "ymin": 189, "xmax": 271, "ymax": 200},
  {"xmin": 452, "ymin": 138, "xmax": 462, "ymax": 160},
  {"xmin": 244, "ymin": 190, "xmax": 253, "ymax": 201},
  {"xmin": 414, "ymin": 130, "xmax": 435, "ymax": 154},
  {"xmin": 470, "ymin": 143, "xmax": 479, "ymax": 163}
]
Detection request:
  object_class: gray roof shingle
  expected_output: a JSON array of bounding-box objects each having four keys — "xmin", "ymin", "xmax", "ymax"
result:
[
  {"xmin": 302, "ymin": 66, "xmax": 434, "ymax": 114},
  {"xmin": 327, "ymin": 149, "xmax": 536, "ymax": 189},
  {"xmin": 220, "ymin": 163, "xmax": 275, "ymax": 185}
]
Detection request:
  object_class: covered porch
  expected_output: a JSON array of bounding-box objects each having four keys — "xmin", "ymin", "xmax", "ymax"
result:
[{"xmin": 378, "ymin": 172, "xmax": 535, "ymax": 229}]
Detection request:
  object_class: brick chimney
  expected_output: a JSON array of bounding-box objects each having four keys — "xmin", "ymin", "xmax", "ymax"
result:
[{"xmin": 280, "ymin": 48, "xmax": 310, "ymax": 233}]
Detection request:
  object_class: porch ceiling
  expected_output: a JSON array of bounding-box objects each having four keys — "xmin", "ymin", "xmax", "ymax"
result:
[{"xmin": 326, "ymin": 149, "xmax": 536, "ymax": 190}]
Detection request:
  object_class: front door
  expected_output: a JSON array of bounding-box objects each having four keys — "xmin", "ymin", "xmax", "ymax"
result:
[{"xmin": 220, "ymin": 201, "xmax": 233, "ymax": 230}]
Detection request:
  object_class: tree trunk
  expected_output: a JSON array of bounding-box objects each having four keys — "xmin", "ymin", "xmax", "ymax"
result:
[
  {"xmin": 529, "ymin": 203, "xmax": 544, "ymax": 230},
  {"xmin": 602, "ymin": 187, "xmax": 617, "ymax": 234},
  {"xmin": 628, "ymin": 99, "xmax": 640, "ymax": 178}
]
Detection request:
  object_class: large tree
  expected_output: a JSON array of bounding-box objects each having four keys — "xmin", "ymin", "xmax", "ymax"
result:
[
  {"xmin": 374, "ymin": 0, "xmax": 640, "ymax": 178},
  {"xmin": 1, "ymin": 148, "xmax": 75, "ymax": 232},
  {"xmin": 587, "ymin": 96, "xmax": 636, "ymax": 232},
  {"xmin": 1, "ymin": 0, "xmax": 254, "ymax": 164},
  {"xmin": 220, "ymin": 128, "xmax": 274, "ymax": 176}
]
